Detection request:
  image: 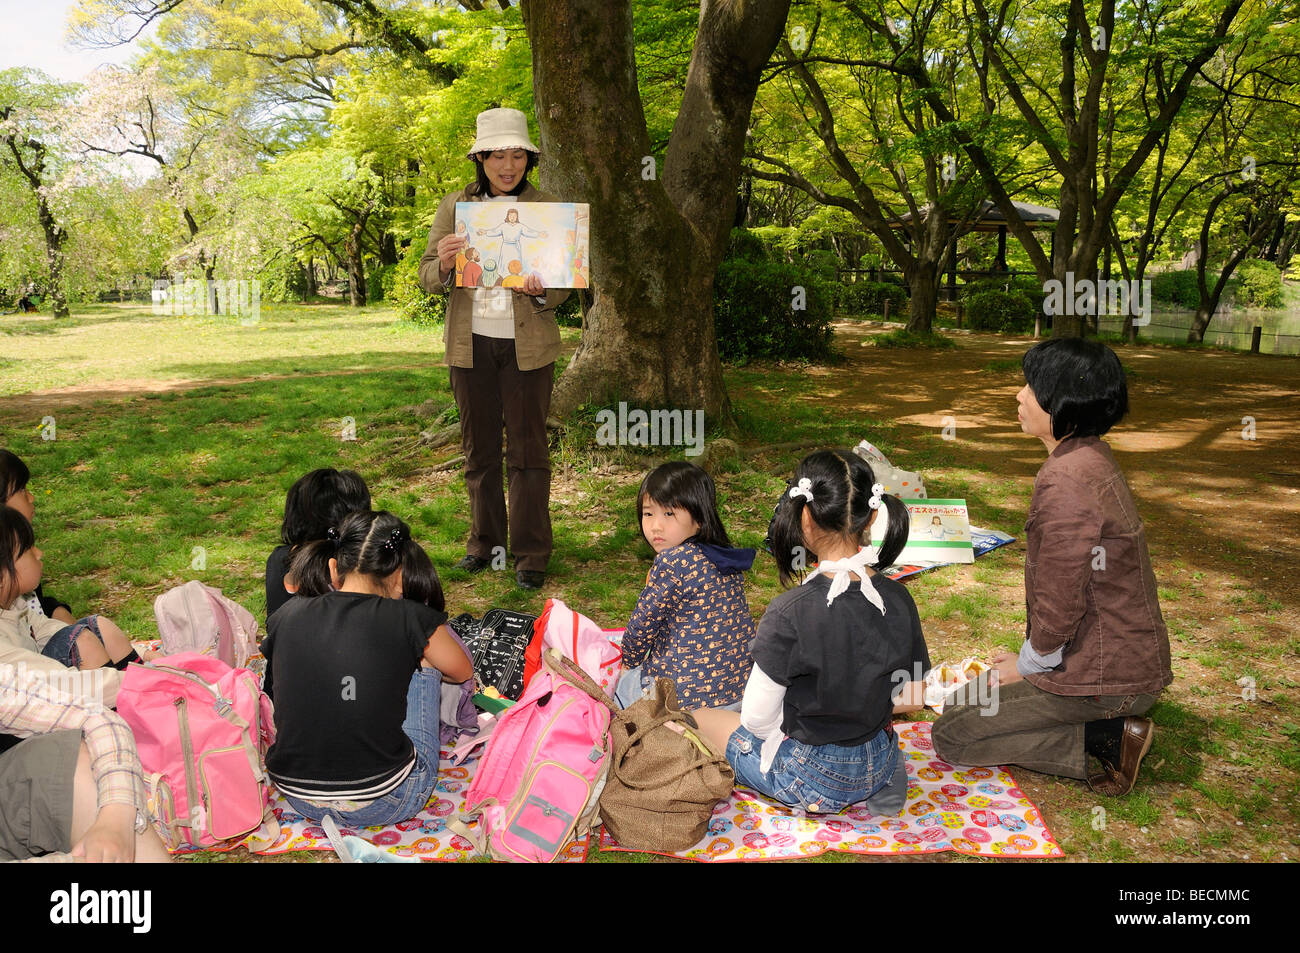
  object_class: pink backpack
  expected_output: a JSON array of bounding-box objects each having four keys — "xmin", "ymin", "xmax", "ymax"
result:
[
  {"xmin": 154, "ymin": 580, "xmax": 258, "ymax": 668},
  {"xmin": 522, "ymin": 598, "xmax": 623, "ymax": 697},
  {"xmin": 118, "ymin": 652, "xmax": 277, "ymax": 850},
  {"xmin": 456, "ymin": 649, "xmax": 615, "ymax": 862}
]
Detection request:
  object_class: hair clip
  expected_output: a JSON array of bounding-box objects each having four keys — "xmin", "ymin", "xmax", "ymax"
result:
[
  {"xmin": 867, "ymin": 483, "xmax": 885, "ymax": 510},
  {"xmin": 382, "ymin": 528, "xmax": 406, "ymax": 552},
  {"xmin": 789, "ymin": 477, "xmax": 814, "ymax": 503},
  {"xmin": 326, "ymin": 526, "xmax": 340, "ymax": 548}
]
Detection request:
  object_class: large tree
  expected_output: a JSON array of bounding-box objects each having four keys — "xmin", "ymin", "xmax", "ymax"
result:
[
  {"xmin": 520, "ymin": 0, "xmax": 791, "ymax": 422},
  {"xmin": 903, "ymin": 0, "xmax": 1248, "ymax": 337},
  {"xmin": 0, "ymin": 70, "xmax": 78, "ymax": 318}
]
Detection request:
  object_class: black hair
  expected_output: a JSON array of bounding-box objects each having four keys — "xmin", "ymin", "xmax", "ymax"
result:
[
  {"xmin": 636, "ymin": 462, "xmax": 731, "ymax": 549},
  {"xmin": 279, "ymin": 468, "xmax": 372, "ymax": 546},
  {"xmin": 401, "ymin": 544, "xmax": 445, "ymax": 613},
  {"xmin": 465, "ymin": 149, "xmax": 539, "ymax": 198},
  {"xmin": 1, "ymin": 449, "xmax": 31, "ymax": 502},
  {"xmin": 1021, "ymin": 338, "xmax": 1129, "ymax": 440},
  {"xmin": 766, "ymin": 449, "xmax": 910, "ymax": 587},
  {"xmin": 0, "ymin": 508, "xmax": 36, "ymax": 601},
  {"xmin": 288, "ymin": 510, "xmax": 425, "ymax": 597}
]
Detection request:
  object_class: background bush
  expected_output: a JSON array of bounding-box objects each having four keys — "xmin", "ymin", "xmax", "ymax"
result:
[
  {"xmin": 1151, "ymin": 270, "xmax": 1201, "ymax": 308},
  {"xmin": 963, "ymin": 289, "xmax": 1039, "ymax": 333},
  {"xmin": 714, "ymin": 259, "xmax": 835, "ymax": 363},
  {"xmin": 837, "ymin": 280, "xmax": 909, "ymax": 316},
  {"xmin": 1233, "ymin": 259, "xmax": 1283, "ymax": 308},
  {"xmin": 391, "ymin": 243, "xmax": 446, "ymax": 326}
]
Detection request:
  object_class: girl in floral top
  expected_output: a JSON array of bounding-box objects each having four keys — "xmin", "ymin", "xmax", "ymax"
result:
[{"xmin": 616, "ymin": 463, "xmax": 756, "ymax": 710}]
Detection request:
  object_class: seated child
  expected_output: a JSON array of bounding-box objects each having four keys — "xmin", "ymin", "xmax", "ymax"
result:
[
  {"xmin": 693, "ymin": 450, "xmax": 931, "ymax": 816},
  {"xmin": 2, "ymin": 449, "xmax": 73, "ymax": 623},
  {"xmin": 265, "ymin": 467, "xmax": 371, "ymax": 620},
  {"xmin": 616, "ymin": 462, "xmax": 756, "ymax": 711},
  {"xmin": 0, "ymin": 509, "xmax": 140, "ymax": 712},
  {"xmin": 262, "ymin": 510, "xmax": 472, "ymax": 827},
  {"xmin": 0, "ymin": 661, "xmax": 170, "ymax": 862}
]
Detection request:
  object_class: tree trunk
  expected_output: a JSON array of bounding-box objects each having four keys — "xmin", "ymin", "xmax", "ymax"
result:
[
  {"xmin": 304, "ymin": 258, "xmax": 318, "ymax": 300},
  {"xmin": 35, "ymin": 207, "xmax": 70, "ymax": 319},
  {"xmin": 904, "ymin": 261, "xmax": 939, "ymax": 334},
  {"xmin": 345, "ymin": 220, "xmax": 367, "ymax": 307},
  {"xmin": 3, "ymin": 130, "xmax": 71, "ymax": 318},
  {"xmin": 522, "ymin": 0, "xmax": 791, "ymax": 425}
]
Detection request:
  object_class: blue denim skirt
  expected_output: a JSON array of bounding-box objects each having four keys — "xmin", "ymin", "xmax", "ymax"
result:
[{"xmin": 726, "ymin": 725, "xmax": 898, "ymax": 814}]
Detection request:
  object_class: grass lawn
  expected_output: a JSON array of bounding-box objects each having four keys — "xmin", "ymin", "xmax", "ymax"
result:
[{"xmin": 2, "ymin": 300, "xmax": 1296, "ymax": 863}]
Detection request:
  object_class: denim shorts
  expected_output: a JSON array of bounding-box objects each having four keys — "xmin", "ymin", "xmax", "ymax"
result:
[
  {"xmin": 726, "ymin": 725, "xmax": 898, "ymax": 814},
  {"xmin": 40, "ymin": 616, "xmax": 104, "ymax": 668}
]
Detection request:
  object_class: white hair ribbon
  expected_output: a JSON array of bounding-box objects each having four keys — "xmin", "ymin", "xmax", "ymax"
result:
[{"xmin": 804, "ymin": 545, "xmax": 886, "ymax": 614}]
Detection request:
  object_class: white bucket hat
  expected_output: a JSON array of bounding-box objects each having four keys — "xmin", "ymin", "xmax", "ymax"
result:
[{"xmin": 466, "ymin": 108, "xmax": 540, "ymax": 159}]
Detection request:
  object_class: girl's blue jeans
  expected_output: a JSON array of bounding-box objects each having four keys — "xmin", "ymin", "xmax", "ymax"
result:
[
  {"xmin": 283, "ymin": 669, "xmax": 442, "ymax": 828},
  {"xmin": 726, "ymin": 724, "xmax": 906, "ymax": 816}
]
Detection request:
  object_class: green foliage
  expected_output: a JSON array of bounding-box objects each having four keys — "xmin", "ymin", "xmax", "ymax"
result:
[
  {"xmin": 1151, "ymin": 270, "xmax": 1201, "ymax": 308},
  {"xmin": 1233, "ymin": 258, "xmax": 1283, "ymax": 308},
  {"xmin": 258, "ymin": 257, "xmax": 310, "ymax": 303},
  {"xmin": 725, "ymin": 228, "xmax": 770, "ymax": 264},
  {"xmin": 870, "ymin": 329, "xmax": 956, "ymax": 349},
  {"xmin": 963, "ymin": 289, "xmax": 1039, "ymax": 333},
  {"xmin": 838, "ymin": 280, "xmax": 909, "ymax": 316},
  {"xmin": 367, "ymin": 264, "xmax": 394, "ymax": 303},
  {"xmin": 390, "ymin": 243, "xmax": 445, "ymax": 327},
  {"xmin": 713, "ymin": 260, "xmax": 835, "ymax": 363}
]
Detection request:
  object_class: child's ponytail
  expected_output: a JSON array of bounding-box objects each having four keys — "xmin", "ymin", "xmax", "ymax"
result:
[
  {"xmin": 286, "ymin": 537, "xmax": 336, "ymax": 598},
  {"xmin": 871, "ymin": 492, "xmax": 910, "ymax": 571}
]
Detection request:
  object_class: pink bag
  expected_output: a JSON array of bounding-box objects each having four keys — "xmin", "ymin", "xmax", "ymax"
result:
[
  {"xmin": 523, "ymin": 598, "xmax": 623, "ymax": 697},
  {"xmin": 154, "ymin": 580, "xmax": 258, "ymax": 669},
  {"xmin": 118, "ymin": 652, "xmax": 277, "ymax": 850},
  {"xmin": 456, "ymin": 649, "xmax": 615, "ymax": 862}
]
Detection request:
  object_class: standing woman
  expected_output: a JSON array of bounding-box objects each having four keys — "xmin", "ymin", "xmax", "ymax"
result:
[
  {"xmin": 932, "ymin": 339, "xmax": 1173, "ymax": 795},
  {"xmin": 419, "ymin": 108, "xmax": 569, "ymax": 590}
]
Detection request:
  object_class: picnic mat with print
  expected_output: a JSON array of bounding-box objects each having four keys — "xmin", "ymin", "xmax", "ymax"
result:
[
  {"xmin": 597, "ymin": 721, "xmax": 1064, "ymax": 861},
  {"xmin": 232, "ymin": 756, "xmax": 591, "ymax": 862}
]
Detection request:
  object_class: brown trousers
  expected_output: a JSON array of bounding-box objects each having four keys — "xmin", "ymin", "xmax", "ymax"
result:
[
  {"xmin": 448, "ymin": 335, "xmax": 553, "ymax": 573},
  {"xmin": 931, "ymin": 674, "xmax": 1159, "ymax": 779}
]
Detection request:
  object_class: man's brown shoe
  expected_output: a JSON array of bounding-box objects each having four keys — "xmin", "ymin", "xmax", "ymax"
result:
[{"xmin": 1087, "ymin": 717, "xmax": 1154, "ymax": 796}]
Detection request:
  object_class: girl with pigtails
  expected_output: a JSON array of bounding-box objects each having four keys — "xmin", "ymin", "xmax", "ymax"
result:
[
  {"xmin": 694, "ymin": 449, "xmax": 931, "ymax": 816},
  {"xmin": 261, "ymin": 510, "xmax": 472, "ymax": 827}
]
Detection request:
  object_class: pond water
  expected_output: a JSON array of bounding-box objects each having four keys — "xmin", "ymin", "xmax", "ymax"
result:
[{"xmin": 1097, "ymin": 308, "xmax": 1300, "ymax": 356}]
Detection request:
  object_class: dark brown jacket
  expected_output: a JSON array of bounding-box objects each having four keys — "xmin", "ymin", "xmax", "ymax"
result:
[{"xmin": 1024, "ymin": 437, "xmax": 1173, "ymax": 697}]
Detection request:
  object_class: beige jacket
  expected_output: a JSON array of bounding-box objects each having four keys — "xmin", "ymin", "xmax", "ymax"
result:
[
  {"xmin": 417, "ymin": 183, "xmax": 569, "ymax": 371},
  {"xmin": 1, "ymin": 600, "xmax": 122, "ymax": 708}
]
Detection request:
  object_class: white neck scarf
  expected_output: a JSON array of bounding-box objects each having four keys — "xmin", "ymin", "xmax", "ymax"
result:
[{"xmin": 804, "ymin": 545, "xmax": 886, "ymax": 614}]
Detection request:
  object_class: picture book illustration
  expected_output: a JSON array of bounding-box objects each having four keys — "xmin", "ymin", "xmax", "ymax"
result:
[
  {"xmin": 454, "ymin": 201, "xmax": 590, "ymax": 290},
  {"xmin": 871, "ymin": 498, "xmax": 975, "ymax": 565}
]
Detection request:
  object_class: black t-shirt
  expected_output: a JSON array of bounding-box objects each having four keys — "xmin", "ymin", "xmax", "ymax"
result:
[
  {"xmin": 264, "ymin": 545, "xmax": 293, "ymax": 621},
  {"xmin": 751, "ymin": 573, "xmax": 931, "ymax": 747},
  {"xmin": 263, "ymin": 590, "xmax": 447, "ymax": 799}
]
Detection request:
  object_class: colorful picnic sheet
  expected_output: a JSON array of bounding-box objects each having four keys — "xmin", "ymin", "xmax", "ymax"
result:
[
  {"xmin": 247, "ymin": 759, "xmax": 591, "ymax": 862},
  {"xmin": 218, "ymin": 721, "xmax": 1059, "ymax": 862},
  {"xmin": 597, "ymin": 722, "xmax": 1064, "ymax": 861}
]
